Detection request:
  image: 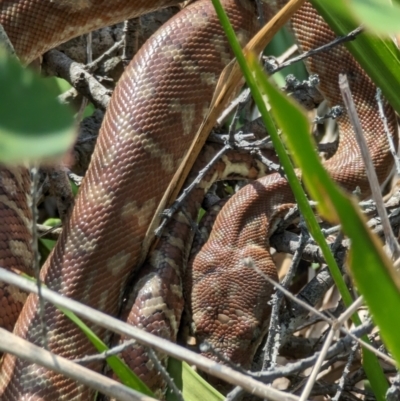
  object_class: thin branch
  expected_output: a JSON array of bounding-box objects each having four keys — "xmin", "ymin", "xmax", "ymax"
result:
[
  {"xmin": 376, "ymin": 88, "xmax": 400, "ymax": 175},
  {"xmin": 0, "ymin": 328, "xmax": 156, "ymax": 401},
  {"xmin": 37, "ymin": 224, "xmax": 62, "ymax": 241},
  {"xmin": 73, "ymin": 339, "xmax": 136, "ymax": 364},
  {"xmin": 265, "ymin": 26, "xmax": 363, "ymax": 74},
  {"xmin": 122, "ymin": 18, "xmax": 139, "ymax": 67},
  {"xmin": 43, "ymin": 49, "xmax": 111, "ymax": 109},
  {"xmin": 332, "ymin": 342, "xmax": 359, "ymax": 401},
  {"xmin": 339, "ymin": 73, "xmax": 400, "ymax": 259},
  {"xmin": 226, "ymin": 322, "xmax": 374, "ymax": 400},
  {"xmin": 75, "ymin": 32, "xmax": 92, "ymax": 123},
  {"xmin": 299, "ymin": 297, "xmax": 366, "ymax": 400},
  {"xmin": 156, "ymin": 145, "xmax": 230, "ymax": 236},
  {"xmin": 299, "ymin": 327, "xmax": 335, "ymax": 401},
  {"xmin": 208, "ymin": 132, "xmax": 274, "ymax": 149},
  {"xmin": 245, "ymin": 259, "xmax": 396, "ymax": 366},
  {"xmin": 86, "ymin": 32, "xmax": 93, "ymax": 64},
  {"xmin": 217, "ymin": 87, "xmax": 251, "ymax": 125},
  {"xmin": 314, "ymin": 105, "xmax": 343, "ymax": 124},
  {"xmin": 242, "ymin": 257, "xmax": 332, "ymax": 324},
  {"xmin": 0, "ymin": 268, "xmax": 300, "ymax": 401},
  {"xmin": 86, "ymin": 39, "xmax": 124, "ymax": 72},
  {"xmin": 146, "ymin": 348, "xmax": 184, "ymax": 401},
  {"xmin": 261, "ymin": 322, "xmax": 372, "ymax": 383},
  {"xmin": 30, "ymin": 166, "xmax": 48, "ymax": 350},
  {"xmin": 262, "ymin": 223, "xmax": 308, "ymax": 370},
  {"xmin": 252, "ymin": 148, "xmax": 283, "ymax": 174},
  {"xmin": 0, "ymin": 23, "xmax": 15, "ymax": 57}
]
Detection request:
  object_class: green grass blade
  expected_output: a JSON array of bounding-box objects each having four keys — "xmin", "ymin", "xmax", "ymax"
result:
[{"xmin": 167, "ymin": 359, "xmax": 224, "ymax": 401}]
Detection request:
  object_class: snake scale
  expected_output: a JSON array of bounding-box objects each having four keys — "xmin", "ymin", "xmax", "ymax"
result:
[{"xmin": 0, "ymin": 0, "xmax": 397, "ymax": 399}]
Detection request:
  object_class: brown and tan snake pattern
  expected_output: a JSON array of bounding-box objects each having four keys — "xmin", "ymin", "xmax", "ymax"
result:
[{"xmin": 0, "ymin": 0, "xmax": 398, "ymax": 399}]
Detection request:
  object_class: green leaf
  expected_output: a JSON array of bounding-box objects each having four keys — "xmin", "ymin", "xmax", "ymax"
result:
[
  {"xmin": 69, "ymin": 179, "xmax": 79, "ymax": 196},
  {"xmin": 349, "ymin": 0, "xmax": 400, "ymax": 34},
  {"xmin": 167, "ymin": 358, "xmax": 223, "ymax": 401},
  {"xmin": 41, "ymin": 77, "xmax": 71, "ymax": 97},
  {"xmin": 43, "ymin": 76, "xmax": 95, "ymax": 118},
  {"xmin": 0, "ymin": 50, "xmax": 75, "ymax": 163}
]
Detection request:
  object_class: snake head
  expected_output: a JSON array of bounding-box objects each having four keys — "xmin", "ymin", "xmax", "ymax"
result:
[{"xmin": 187, "ymin": 241, "xmax": 277, "ymax": 371}]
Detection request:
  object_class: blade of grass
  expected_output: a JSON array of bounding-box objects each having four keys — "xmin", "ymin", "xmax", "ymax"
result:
[
  {"xmin": 210, "ymin": 0, "xmax": 391, "ymax": 398},
  {"xmin": 167, "ymin": 359, "xmax": 224, "ymax": 401}
]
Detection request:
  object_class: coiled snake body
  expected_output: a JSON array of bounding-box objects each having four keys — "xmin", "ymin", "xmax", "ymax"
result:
[{"xmin": 0, "ymin": 0, "xmax": 397, "ymax": 399}]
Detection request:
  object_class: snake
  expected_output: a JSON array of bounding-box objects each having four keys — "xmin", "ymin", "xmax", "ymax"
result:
[{"xmin": 0, "ymin": 0, "xmax": 397, "ymax": 399}]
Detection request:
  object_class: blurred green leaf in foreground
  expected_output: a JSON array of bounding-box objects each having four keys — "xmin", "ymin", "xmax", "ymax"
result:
[{"xmin": 0, "ymin": 50, "xmax": 75, "ymax": 164}]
